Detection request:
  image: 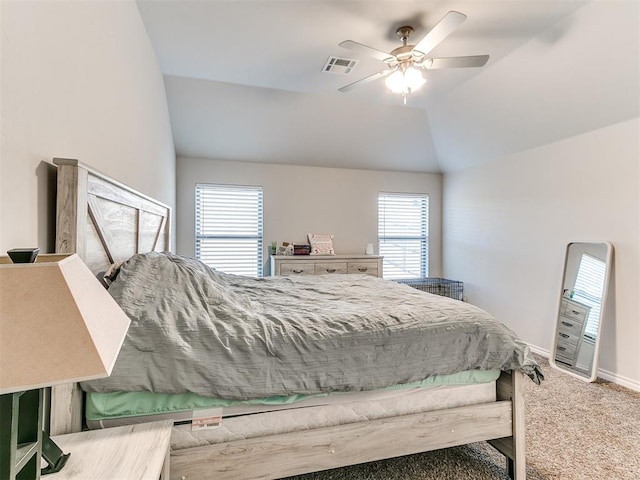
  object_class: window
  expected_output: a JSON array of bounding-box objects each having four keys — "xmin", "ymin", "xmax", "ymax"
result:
[
  {"xmin": 572, "ymin": 253, "xmax": 606, "ymax": 340},
  {"xmin": 378, "ymin": 193, "xmax": 429, "ymax": 279},
  {"xmin": 195, "ymin": 184, "xmax": 263, "ymax": 277}
]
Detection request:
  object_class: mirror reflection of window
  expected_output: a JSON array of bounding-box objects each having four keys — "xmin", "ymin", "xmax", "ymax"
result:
[{"xmin": 572, "ymin": 253, "xmax": 606, "ymax": 341}]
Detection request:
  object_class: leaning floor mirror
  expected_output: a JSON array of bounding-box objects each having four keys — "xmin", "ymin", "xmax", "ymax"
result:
[{"xmin": 551, "ymin": 242, "xmax": 613, "ymax": 382}]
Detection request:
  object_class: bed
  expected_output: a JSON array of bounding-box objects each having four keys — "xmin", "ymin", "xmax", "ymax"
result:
[{"xmin": 50, "ymin": 158, "xmax": 541, "ymax": 480}]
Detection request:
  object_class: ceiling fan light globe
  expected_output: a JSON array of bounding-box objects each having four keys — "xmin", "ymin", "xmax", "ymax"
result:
[
  {"xmin": 385, "ymin": 70, "xmax": 408, "ymax": 93},
  {"xmin": 385, "ymin": 68, "xmax": 426, "ymax": 94},
  {"xmin": 404, "ymin": 67, "xmax": 426, "ymax": 91}
]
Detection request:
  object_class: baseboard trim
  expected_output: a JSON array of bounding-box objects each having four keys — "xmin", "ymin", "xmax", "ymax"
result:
[
  {"xmin": 528, "ymin": 345, "xmax": 550, "ymax": 358},
  {"xmin": 528, "ymin": 344, "xmax": 640, "ymax": 393},
  {"xmin": 597, "ymin": 368, "xmax": 640, "ymax": 392}
]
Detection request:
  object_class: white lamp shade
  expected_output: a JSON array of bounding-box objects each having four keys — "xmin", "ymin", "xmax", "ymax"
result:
[{"xmin": 0, "ymin": 254, "xmax": 130, "ymax": 394}]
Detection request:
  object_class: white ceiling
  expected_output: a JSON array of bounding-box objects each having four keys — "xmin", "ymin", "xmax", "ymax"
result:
[{"xmin": 137, "ymin": 0, "xmax": 639, "ymax": 173}]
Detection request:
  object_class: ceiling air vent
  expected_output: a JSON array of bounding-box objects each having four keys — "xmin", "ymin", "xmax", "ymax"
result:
[{"xmin": 322, "ymin": 56, "xmax": 358, "ymax": 75}]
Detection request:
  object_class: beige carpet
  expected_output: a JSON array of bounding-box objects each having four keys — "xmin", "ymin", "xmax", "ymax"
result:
[{"xmin": 286, "ymin": 356, "xmax": 640, "ymax": 480}]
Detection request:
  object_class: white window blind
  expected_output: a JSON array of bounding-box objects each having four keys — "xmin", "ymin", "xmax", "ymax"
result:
[
  {"xmin": 572, "ymin": 253, "xmax": 606, "ymax": 339},
  {"xmin": 378, "ymin": 193, "xmax": 429, "ymax": 279},
  {"xmin": 195, "ymin": 184, "xmax": 263, "ymax": 277}
]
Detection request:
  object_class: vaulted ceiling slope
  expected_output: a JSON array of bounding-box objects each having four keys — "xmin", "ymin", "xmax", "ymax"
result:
[{"xmin": 137, "ymin": 1, "xmax": 639, "ymax": 173}]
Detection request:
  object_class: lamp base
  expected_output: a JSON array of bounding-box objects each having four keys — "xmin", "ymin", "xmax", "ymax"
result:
[
  {"xmin": 41, "ymin": 432, "xmax": 70, "ymax": 475},
  {"xmin": 0, "ymin": 389, "xmax": 44, "ymax": 480}
]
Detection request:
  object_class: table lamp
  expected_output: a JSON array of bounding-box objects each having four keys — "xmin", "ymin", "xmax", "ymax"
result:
[{"xmin": 0, "ymin": 250, "xmax": 131, "ymax": 479}]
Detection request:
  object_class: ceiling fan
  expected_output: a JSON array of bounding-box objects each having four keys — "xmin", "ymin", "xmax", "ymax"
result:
[{"xmin": 338, "ymin": 11, "xmax": 489, "ymax": 103}]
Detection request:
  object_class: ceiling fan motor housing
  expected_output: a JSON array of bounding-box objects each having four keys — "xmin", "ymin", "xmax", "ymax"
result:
[
  {"xmin": 390, "ymin": 26, "xmax": 426, "ymax": 63},
  {"xmin": 396, "ymin": 26, "xmax": 413, "ymax": 42}
]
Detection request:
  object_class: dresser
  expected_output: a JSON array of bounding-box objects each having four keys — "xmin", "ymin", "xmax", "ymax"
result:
[
  {"xmin": 554, "ymin": 297, "xmax": 590, "ymax": 367},
  {"xmin": 270, "ymin": 255, "xmax": 383, "ymax": 278}
]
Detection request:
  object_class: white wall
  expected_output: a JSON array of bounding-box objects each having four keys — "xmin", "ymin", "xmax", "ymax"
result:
[
  {"xmin": 0, "ymin": 0, "xmax": 176, "ymax": 253},
  {"xmin": 177, "ymin": 157, "xmax": 442, "ymax": 276},
  {"xmin": 443, "ymin": 117, "xmax": 640, "ymax": 389}
]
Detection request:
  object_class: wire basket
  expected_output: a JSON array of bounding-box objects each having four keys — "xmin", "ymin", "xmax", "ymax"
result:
[{"xmin": 395, "ymin": 277, "xmax": 464, "ymax": 301}]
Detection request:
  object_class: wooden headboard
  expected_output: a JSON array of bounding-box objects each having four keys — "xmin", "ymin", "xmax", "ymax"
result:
[{"xmin": 51, "ymin": 158, "xmax": 172, "ymax": 434}]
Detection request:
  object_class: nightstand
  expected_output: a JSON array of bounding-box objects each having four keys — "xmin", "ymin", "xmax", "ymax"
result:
[{"xmin": 48, "ymin": 420, "xmax": 173, "ymax": 480}]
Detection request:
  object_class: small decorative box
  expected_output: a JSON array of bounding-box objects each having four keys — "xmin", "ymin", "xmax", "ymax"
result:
[{"xmin": 293, "ymin": 244, "xmax": 311, "ymax": 255}]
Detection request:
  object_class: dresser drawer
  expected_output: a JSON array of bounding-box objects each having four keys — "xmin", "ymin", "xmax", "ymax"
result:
[
  {"xmin": 558, "ymin": 317, "xmax": 584, "ymax": 337},
  {"xmin": 347, "ymin": 262, "xmax": 379, "ymax": 276},
  {"xmin": 561, "ymin": 301, "xmax": 589, "ymax": 321},
  {"xmin": 556, "ymin": 329, "xmax": 580, "ymax": 346},
  {"xmin": 279, "ymin": 263, "xmax": 315, "ymax": 275},
  {"xmin": 555, "ymin": 337, "xmax": 578, "ymax": 359},
  {"xmin": 314, "ymin": 262, "xmax": 348, "ymax": 275},
  {"xmin": 554, "ymin": 351, "xmax": 575, "ymax": 366}
]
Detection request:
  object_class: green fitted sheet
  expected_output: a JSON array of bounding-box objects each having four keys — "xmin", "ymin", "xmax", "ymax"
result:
[{"xmin": 85, "ymin": 369, "xmax": 500, "ymax": 422}]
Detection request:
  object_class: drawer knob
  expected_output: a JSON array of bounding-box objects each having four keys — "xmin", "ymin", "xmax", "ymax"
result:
[
  {"xmin": 562, "ymin": 321, "xmax": 573, "ymax": 327},
  {"xmin": 326, "ymin": 268, "xmax": 336, "ymax": 273},
  {"xmin": 358, "ymin": 268, "xmax": 368, "ymax": 272},
  {"xmin": 293, "ymin": 269, "xmax": 303, "ymax": 274},
  {"xmin": 560, "ymin": 333, "xmax": 569, "ymax": 338}
]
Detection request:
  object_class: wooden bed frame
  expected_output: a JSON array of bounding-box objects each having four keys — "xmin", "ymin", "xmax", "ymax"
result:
[{"xmin": 50, "ymin": 158, "xmax": 527, "ymax": 480}]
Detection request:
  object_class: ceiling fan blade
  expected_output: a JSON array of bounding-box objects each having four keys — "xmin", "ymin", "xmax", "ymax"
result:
[
  {"xmin": 338, "ymin": 70, "xmax": 393, "ymax": 92},
  {"xmin": 426, "ymin": 55, "xmax": 490, "ymax": 69},
  {"xmin": 412, "ymin": 11, "xmax": 467, "ymax": 57},
  {"xmin": 339, "ymin": 40, "xmax": 394, "ymax": 62}
]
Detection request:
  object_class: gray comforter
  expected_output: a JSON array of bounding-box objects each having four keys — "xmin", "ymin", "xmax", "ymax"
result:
[{"xmin": 82, "ymin": 252, "xmax": 542, "ymax": 399}]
